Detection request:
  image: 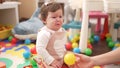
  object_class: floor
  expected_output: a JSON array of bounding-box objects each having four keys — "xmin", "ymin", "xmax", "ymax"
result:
[
  {"xmin": 90, "ymin": 19, "xmax": 120, "ymax": 68},
  {"xmin": 0, "ymin": 18, "xmax": 120, "ymax": 68}
]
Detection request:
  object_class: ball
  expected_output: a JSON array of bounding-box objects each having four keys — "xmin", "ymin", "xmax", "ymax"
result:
[
  {"xmin": 74, "ymin": 34, "xmax": 80, "ymax": 41},
  {"xmin": 24, "ymin": 39, "xmax": 31, "ymax": 45},
  {"xmin": 105, "ymin": 33, "xmax": 111, "ymax": 38},
  {"xmin": 89, "ymin": 38, "xmax": 94, "ymax": 44},
  {"xmin": 8, "ymin": 36, "xmax": 13, "ymax": 42},
  {"xmin": 87, "ymin": 40, "xmax": 91, "ymax": 44},
  {"xmin": 72, "ymin": 42, "xmax": 78, "ymax": 48},
  {"xmin": 90, "ymin": 33, "xmax": 94, "ymax": 38},
  {"xmin": 30, "ymin": 57, "xmax": 37, "ymax": 66},
  {"xmin": 65, "ymin": 42, "xmax": 72, "ymax": 50},
  {"xmin": 64, "ymin": 53, "xmax": 76, "ymax": 65},
  {"xmin": 30, "ymin": 46, "xmax": 37, "ymax": 54},
  {"xmin": 93, "ymin": 66, "xmax": 102, "ymax": 68},
  {"xmin": 87, "ymin": 44, "xmax": 93, "ymax": 50},
  {"xmin": 94, "ymin": 35, "xmax": 100, "ymax": 42},
  {"xmin": 85, "ymin": 48, "xmax": 92, "ymax": 56},
  {"xmin": 23, "ymin": 51, "xmax": 31, "ymax": 59},
  {"xmin": 108, "ymin": 41, "xmax": 115, "ymax": 48},
  {"xmin": 73, "ymin": 48, "xmax": 80, "ymax": 53},
  {"xmin": 11, "ymin": 38, "xmax": 17, "ymax": 44},
  {"xmin": 115, "ymin": 43, "xmax": 120, "ymax": 47},
  {"xmin": 71, "ymin": 38, "xmax": 76, "ymax": 43},
  {"xmin": 106, "ymin": 37, "xmax": 112, "ymax": 43}
]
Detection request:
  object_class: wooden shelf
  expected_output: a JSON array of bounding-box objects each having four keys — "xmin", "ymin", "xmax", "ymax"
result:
[{"xmin": 0, "ymin": 2, "xmax": 20, "ymax": 26}]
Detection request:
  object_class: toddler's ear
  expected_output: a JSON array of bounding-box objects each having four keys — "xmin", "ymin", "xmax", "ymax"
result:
[
  {"xmin": 42, "ymin": 21, "xmax": 46, "ymax": 25},
  {"xmin": 39, "ymin": 14, "xmax": 46, "ymax": 24},
  {"xmin": 42, "ymin": 19, "xmax": 47, "ymax": 25}
]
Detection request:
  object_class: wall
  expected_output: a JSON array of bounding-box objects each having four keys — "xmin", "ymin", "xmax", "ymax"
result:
[
  {"xmin": 17, "ymin": 0, "xmax": 67, "ymax": 19},
  {"xmin": 18, "ymin": 0, "xmax": 38, "ymax": 19}
]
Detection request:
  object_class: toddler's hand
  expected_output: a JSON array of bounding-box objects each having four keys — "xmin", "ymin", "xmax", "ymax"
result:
[{"xmin": 50, "ymin": 60, "xmax": 62, "ymax": 68}]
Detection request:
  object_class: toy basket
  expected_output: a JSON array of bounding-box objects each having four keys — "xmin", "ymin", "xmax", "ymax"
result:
[{"xmin": 0, "ymin": 24, "xmax": 13, "ymax": 40}]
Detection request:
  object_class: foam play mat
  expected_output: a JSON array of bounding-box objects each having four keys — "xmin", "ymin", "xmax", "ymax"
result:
[
  {"xmin": 0, "ymin": 37, "xmax": 120, "ymax": 68},
  {"xmin": 0, "ymin": 39, "xmax": 38, "ymax": 68}
]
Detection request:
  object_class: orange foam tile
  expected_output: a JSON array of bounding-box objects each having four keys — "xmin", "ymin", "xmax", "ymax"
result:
[{"xmin": 0, "ymin": 62, "xmax": 6, "ymax": 68}]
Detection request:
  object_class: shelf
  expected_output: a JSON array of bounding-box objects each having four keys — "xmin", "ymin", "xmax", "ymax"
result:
[{"xmin": 0, "ymin": 2, "xmax": 20, "ymax": 26}]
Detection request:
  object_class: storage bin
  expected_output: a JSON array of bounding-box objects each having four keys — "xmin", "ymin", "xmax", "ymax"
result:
[{"xmin": 0, "ymin": 24, "xmax": 13, "ymax": 40}]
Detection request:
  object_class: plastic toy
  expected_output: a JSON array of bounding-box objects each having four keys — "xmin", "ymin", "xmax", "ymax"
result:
[
  {"xmin": 69, "ymin": 34, "xmax": 80, "ymax": 43},
  {"xmin": 74, "ymin": 34, "xmax": 80, "ymax": 41},
  {"xmin": 108, "ymin": 41, "xmax": 115, "ymax": 48},
  {"xmin": 105, "ymin": 33, "xmax": 111, "ymax": 38},
  {"xmin": 63, "ymin": 0, "xmax": 92, "ymax": 53},
  {"xmin": 24, "ymin": 39, "xmax": 31, "ymax": 45},
  {"xmin": 93, "ymin": 65, "xmax": 102, "ymax": 68},
  {"xmin": 12, "ymin": 8, "xmax": 44, "ymax": 35},
  {"xmin": 85, "ymin": 48, "xmax": 92, "ymax": 56},
  {"xmin": 30, "ymin": 46, "xmax": 37, "ymax": 54},
  {"xmin": 64, "ymin": 53, "xmax": 76, "ymax": 65},
  {"xmin": 73, "ymin": 48, "xmax": 80, "ymax": 53},
  {"xmin": 106, "ymin": 37, "xmax": 112, "ymax": 43},
  {"xmin": 30, "ymin": 57, "xmax": 37, "ymax": 66},
  {"xmin": 72, "ymin": 42, "xmax": 78, "ymax": 48},
  {"xmin": 79, "ymin": 0, "xmax": 114, "ymax": 53},
  {"xmin": 87, "ymin": 44, "xmax": 93, "ymax": 50},
  {"xmin": 23, "ymin": 51, "xmax": 31, "ymax": 59},
  {"xmin": 89, "ymin": 38, "xmax": 94, "ymax": 44},
  {"xmin": 115, "ymin": 43, "xmax": 120, "ymax": 47},
  {"xmin": 65, "ymin": 42, "xmax": 72, "ymax": 50},
  {"xmin": 89, "ymin": 11, "xmax": 109, "ymax": 34},
  {"xmin": 90, "ymin": 33, "xmax": 94, "ymax": 38},
  {"xmin": 11, "ymin": 37, "xmax": 17, "ymax": 44},
  {"xmin": 78, "ymin": 0, "xmax": 90, "ymax": 53},
  {"xmin": 94, "ymin": 35, "xmax": 100, "ymax": 42},
  {"xmin": 8, "ymin": 36, "xmax": 13, "ymax": 42},
  {"xmin": 103, "ymin": 0, "xmax": 120, "ymax": 42}
]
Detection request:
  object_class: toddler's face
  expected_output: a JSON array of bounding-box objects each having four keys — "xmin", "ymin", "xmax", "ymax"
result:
[{"xmin": 44, "ymin": 9, "xmax": 63, "ymax": 31}]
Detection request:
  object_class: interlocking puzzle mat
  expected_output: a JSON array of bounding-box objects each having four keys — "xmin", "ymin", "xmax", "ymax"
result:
[{"xmin": 0, "ymin": 39, "xmax": 38, "ymax": 68}]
